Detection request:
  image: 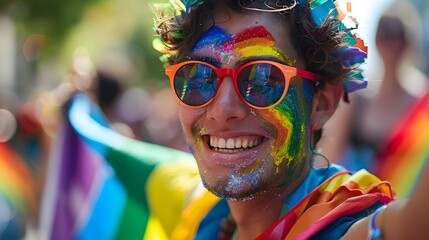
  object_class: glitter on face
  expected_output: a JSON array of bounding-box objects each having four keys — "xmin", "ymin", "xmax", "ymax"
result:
[
  {"xmin": 225, "ymin": 160, "xmax": 265, "ymax": 196},
  {"xmin": 191, "ymin": 26, "xmax": 293, "ymax": 65},
  {"xmin": 260, "ymin": 83, "xmax": 312, "ymax": 173},
  {"xmin": 268, "ymin": 109, "xmax": 293, "ymax": 172},
  {"xmin": 249, "ymin": 108, "xmax": 257, "ymax": 116}
]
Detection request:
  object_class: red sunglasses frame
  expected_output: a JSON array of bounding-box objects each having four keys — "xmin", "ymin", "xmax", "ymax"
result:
[{"xmin": 165, "ymin": 60, "xmax": 321, "ymax": 109}]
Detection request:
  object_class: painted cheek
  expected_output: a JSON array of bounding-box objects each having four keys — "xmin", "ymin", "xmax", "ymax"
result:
[
  {"xmin": 182, "ymin": 108, "xmax": 208, "ymax": 153},
  {"xmin": 190, "ymin": 125, "xmax": 205, "ymax": 150},
  {"xmin": 263, "ymin": 84, "xmax": 311, "ymax": 172},
  {"xmin": 265, "ymin": 107, "xmax": 293, "ymax": 173}
]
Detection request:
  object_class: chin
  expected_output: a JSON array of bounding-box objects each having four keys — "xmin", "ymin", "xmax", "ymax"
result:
[
  {"xmin": 201, "ymin": 167, "xmax": 274, "ymax": 201},
  {"xmin": 203, "ymin": 180, "xmax": 267, "ymax": 201}
]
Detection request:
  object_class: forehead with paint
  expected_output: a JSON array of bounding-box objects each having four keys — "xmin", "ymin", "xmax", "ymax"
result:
[{"xmin": 189, "ymin": 9, "xmax": 301, "ymax": 67}]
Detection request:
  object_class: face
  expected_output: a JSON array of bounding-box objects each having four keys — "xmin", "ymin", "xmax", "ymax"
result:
[{"xmin": 178, "ymin": 8, "xmax": 314, "ymax": 200}]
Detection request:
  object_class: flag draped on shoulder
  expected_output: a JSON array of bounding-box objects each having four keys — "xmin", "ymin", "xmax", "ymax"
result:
[{"xmin": 256, "ymin": 169, "xmax": 394, "ymax": 240}]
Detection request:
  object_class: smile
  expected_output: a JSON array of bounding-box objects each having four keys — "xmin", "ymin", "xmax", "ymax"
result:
[{"xmin": 209, "ymin": 136, "xmax": 264, "ymax": 153}]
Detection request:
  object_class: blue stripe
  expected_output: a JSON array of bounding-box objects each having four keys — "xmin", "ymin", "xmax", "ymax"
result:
[{"xmin": 76, "ymin": 175, "xmax": 127, "ymax": 240}]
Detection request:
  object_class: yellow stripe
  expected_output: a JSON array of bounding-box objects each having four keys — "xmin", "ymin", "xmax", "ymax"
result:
[
  {"xmin": 146, "ymin": 160, "xmax": 200, "ymax": 237},
  {"xmin": 142, "ymin": 217, "xmax": 169, "ymax": 240},
  {"xmin": 171, "ymin": 189, "xmax": 220, "ymax": 240},
  {"xmin": 319, "ymin": 169, "xmax": 385, "ymax": 193}
]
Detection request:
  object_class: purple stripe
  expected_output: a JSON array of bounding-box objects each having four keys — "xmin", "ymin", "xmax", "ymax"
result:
[{"xmin": 51, "ymin": 120, "xmax": 102, "ymax": 239}]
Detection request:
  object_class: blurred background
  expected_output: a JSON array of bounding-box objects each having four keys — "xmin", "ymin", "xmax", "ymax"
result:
[
  {"xmin": 1, "ymin": 0, "xmax": 428, "ymax": 143},
  {"xmin": 0, "ymin": 0, "xmax": 428, "ymax": 239}
]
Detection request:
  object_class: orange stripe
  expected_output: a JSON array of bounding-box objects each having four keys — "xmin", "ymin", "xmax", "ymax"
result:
[
  {"xmin": 0, "ymin": 143, "xmax": 36, "ymax": 209},
  {"xmin": 376, "ymin": 95, "xmax": 429, "ymax": 197}
]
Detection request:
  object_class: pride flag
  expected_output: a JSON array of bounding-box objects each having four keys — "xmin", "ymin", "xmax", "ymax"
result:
[
  {"xmin": 0, "ymin": 141, "xmax": 36, "ymax": 238},
  {"xmin": 256, "ymin": 169, "xmax": 394, "ymax": 239},
  {"xmin": 375, "ymin": 93, "xmax": 429, "ymax": 198},
  {"xmin": 0, "ymin": 142, "xmax": 36, "ymax": 214},
  {"xmin": 39, "ymin": 93, "xmax": 199, "ymax": 240}
]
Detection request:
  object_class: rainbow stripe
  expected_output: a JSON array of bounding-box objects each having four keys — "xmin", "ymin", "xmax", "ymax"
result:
[
  {"xmin": 375, "ymin": 93, "xmax": 429, "ymax": 198},
  {"xmin": 192, "ymin": 26, "xmax": 292, "ymax": 65},
  {"xmin": 257, "ymin": 169, "xmax": 394, "ymax": 239},
  {"xmin": 170, "ymin": 165, "xmax": 394, "ymax": 239},
  {"xmin": 0, "ymin": 142, "xmax": 36, "ymax": 215},
  {"xmin": 40, "ymin": 93, "xmax": 198, "ymax": 240}
]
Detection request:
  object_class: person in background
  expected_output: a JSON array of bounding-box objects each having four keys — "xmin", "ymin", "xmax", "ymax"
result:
[{"xmin": 320, "ymin": 0, "xmax": 429, "ymax": 198}]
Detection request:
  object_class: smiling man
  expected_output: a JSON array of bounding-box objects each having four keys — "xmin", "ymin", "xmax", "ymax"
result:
[
  {"xmin": 154, "ymin": 0, "xmax": 396, "ymax": 239},
  {"xmin": 140, "ymin": 0, "xmax": 429, "ymax": 239}
]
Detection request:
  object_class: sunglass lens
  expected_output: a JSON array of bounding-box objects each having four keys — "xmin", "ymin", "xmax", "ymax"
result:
[
  {"xmin": 173, "ymin": 63, "xmax": 218, "ymax": 106},
  {"xmin": 237, "ymin": 63, "xmax": 285, "ymax": 107}
]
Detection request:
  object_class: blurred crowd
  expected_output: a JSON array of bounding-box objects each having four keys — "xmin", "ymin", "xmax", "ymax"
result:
[
  {"xmin": 0, "ymin": 0, "xmax": 428, "ymax": 239},
  {"xmin": 0, "ymin": 49, "xmax": 188, "ymax": 239}
]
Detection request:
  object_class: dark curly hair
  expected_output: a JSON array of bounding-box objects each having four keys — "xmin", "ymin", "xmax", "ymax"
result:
[
  {"xmin": 156, "ymin": 0, "xmax": 353, "ymax": 87},
  {"xmin": 154, "ymin": 0, "xmax": 359, "ymax": 146}
]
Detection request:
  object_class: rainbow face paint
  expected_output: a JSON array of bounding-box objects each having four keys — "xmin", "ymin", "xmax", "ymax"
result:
[
  {"xmin": 260, "ymin": 80, "xmax": 313, "ymax": 174},
  {"xmin": 192, "ymin": 26, "xmax": 293, "ymax": 65}
]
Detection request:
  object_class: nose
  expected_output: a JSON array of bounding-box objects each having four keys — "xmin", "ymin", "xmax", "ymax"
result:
[{"xmin": 206, "ymin": 75, "xmax": 249, "ymax": 123}]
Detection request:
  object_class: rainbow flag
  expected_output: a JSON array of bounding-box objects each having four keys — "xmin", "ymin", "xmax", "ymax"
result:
[
  {"xmin": 374, "ymin": 93, "xmax": 429, "ymax": 198},
  {"xmin": 0, "ymin": 141, "xmax": 36, "ymax": 238},
  {"xmin": 256, "ymin": 169, "xmax": 394, "ymax": 239},
  {"xmin": 169, "ymin": 165, "xmax": 394, "ymax": 239},
  {"xmin": 39, "ymin": 93, "xmax": 199, "ymax": 240}
]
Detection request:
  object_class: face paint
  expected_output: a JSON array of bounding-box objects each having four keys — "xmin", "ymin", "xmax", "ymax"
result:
[
  {"xmin": 260, "ymin": 81, "xmax": 313, "ymax": 173},
  {"xmin": 192, "ymin": 26, "xmax": 293, "ymax": 65},
  {"xmin": 225, "ymin": 161, "xmax": 266, "ymax": 200}
]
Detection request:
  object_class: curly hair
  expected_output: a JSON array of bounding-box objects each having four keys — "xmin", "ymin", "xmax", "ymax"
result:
[{"xmin": 156, "ymin": 0, "xmax": 353, "ymax": 87}]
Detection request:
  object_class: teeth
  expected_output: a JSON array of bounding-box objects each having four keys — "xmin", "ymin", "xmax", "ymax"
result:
[
  {"xmin": 218, "ymin": 138, "xmax": 226, "ymax": 148},
  {"xmin": 235, "ymin": 138, "xmax": 241, "ymax": 148},
  {"xmin": 210, "ymin": 136, "xmax": 263, "ymax": 151},
  {"xmin": 226, "ymin": 139, "xmax": 235, "ymax": 148},
  {"xmin": 242, "ymin": 138, "xmax": 248, "ymax": 148}
]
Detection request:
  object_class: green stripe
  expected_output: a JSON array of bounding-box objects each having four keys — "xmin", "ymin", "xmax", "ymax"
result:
[
  {"xmin": 105, "ymin": 138, "xmax": 194, "ymax": 239},
  {"xmin": 115, "ymin": 197, "xmax": 149, "ymax": 239}
]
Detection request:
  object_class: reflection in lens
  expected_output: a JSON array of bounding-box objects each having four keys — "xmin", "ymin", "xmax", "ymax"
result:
[
  {"xmin": 238, "ymin": 63, "xmax": 285, "ymax": 107},
  {"xmin": 174, "ymin": 63, "xmax": 218, "ymax": 106}
]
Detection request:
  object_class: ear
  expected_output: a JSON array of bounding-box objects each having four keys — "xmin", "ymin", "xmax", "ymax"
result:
[{"xmin": 310, "ymin": 82, "xmax": 345, "ymax": 130}]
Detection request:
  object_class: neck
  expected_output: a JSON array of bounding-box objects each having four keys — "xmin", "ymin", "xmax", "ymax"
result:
[
  {"xmin": 379, "ymin": 70, "xmax": 402, "ymax": 95},
  {"xmin": 227, "ymin": 191, "xmax": 284, "ymax": 239}
]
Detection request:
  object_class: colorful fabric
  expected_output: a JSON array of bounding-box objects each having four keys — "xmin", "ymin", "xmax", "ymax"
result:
[
  {"xmin": 374, "ymin": 93, "xmax": 429, "ymax": 198},
  {"xmin": 257, "ymin": 168, "xmax": 394, "ymax": 239},
  {"xmin": 171, "ymin": 165, "xmax": 394, "ymax": 239},
  {"xmin": 40, "ymin": 93, "xmax": 199, "ymax": 240},
  {"xmin": 41, "ymin": 93, "xmax": 394, "ymax": 239},
  {"xmin": 0, "ymin": 142, "xmax": 36, "ymax": 239},
  {"xmin": 0, "ymin": 142, "xmax": 36, "ymax": 214}
]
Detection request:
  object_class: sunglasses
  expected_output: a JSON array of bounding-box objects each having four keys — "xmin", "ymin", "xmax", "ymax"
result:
[{"xmin": 165, "ymin": 60, "xmax": 321, "ymax": 109}]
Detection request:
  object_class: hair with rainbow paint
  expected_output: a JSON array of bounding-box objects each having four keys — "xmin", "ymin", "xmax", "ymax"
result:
[{"xmin": 153, "ymin": 0, "xmax": 368, "ymax": 94}]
